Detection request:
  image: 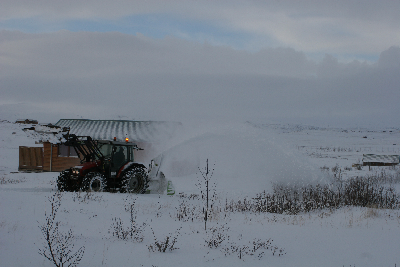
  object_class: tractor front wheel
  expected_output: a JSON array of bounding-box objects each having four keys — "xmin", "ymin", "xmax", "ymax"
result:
[
  {"xmin": 81, "ymin": 172, "xmax": 107, "ymax": 192},
  {"xmin": 57, "ymin": 170, "xmax": 76, "ymax": 192},
  {"xmin": 121, "ymin": 166, "xmax": 148, "ymax": 194}
]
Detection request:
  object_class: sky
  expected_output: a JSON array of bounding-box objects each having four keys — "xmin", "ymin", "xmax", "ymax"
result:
[{"xmin": 1, "ymin": 1, "xmax": 400, "ymax": 127}]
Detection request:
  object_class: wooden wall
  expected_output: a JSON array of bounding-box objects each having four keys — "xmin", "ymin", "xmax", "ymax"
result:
[
  {"xmin": 19, "ymin": 146, "xmax": 44, "ymax": 171},
  {"xmin": 43, "ymin": 142, "xmax": 81, "ymax": 172}
]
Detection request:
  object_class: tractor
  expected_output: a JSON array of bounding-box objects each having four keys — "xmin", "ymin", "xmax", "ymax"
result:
[{"xmin": 57, "ymin": 132, "xmax": 148, "ymax": 193}]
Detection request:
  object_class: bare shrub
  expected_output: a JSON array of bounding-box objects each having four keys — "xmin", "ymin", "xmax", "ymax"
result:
[
  {"xmin": 226, "ymin": 175, "xmax": 400, "ymax": 215},
  {"xmin": 38, "ymin": 192, "xmax": 85, "ymax": 267},
  {"xmin": 110, "ymin": 196, "xmax": 146, "ymax": 242},
  {"xmin": 320, "ymin": 166, "xmax": 330, "ymax": 172},
  {"xmin": 205, "ymin": 223, "xmax": 230, "ymax": 248},
  {"xmin": 147, "ymin": 227, "xmax": 181, "ymax": 252},
  {"xmin": 204, "ymin": 223, "xmax": 285, "ymax": 260},
  {"xmin": 175, "ymin": 198, "xmax": 202, "ymax": 222},
  {"xmin": 72, "ymin": 191, "xmax": 103, "ymax": 203},
  {"xmin": 221, "ymin": 238, "xmax": 286, "ymax": 260},
  {"xmin": 362, "ymin": 207, "xmax": 380, "ymax": 219},
  {"xmin": 0, "ymin": 176, "xmax": 25, "ymax": 184}
]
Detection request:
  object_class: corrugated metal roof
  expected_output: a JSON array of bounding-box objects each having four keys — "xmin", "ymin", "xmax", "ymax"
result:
[
  {"xmin": 363, "ymin": 154, "xmax": 400, "ymax": 164},
  {"xmin": 55, "ymin": 119, "xmax": 181, "ymax": 143}
]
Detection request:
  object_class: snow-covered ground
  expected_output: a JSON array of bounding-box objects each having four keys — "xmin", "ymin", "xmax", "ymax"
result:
[{"xmin": 1, "ymin": 119, "xmax": 400, "ymax": 267}]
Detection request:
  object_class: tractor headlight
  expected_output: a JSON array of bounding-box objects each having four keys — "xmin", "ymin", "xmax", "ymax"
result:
[{"xmin": 71, "ymin": 168, "xmax": 80, "ymax": 176}]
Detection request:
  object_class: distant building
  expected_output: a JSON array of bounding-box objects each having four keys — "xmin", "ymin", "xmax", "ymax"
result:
[
  {"xmin": 16, "ymin": 119, "xmax": 38, "ymax": 124},
  {"xmin": 362, "ymin": 154, "xmax": 399, "ymax": 167}
]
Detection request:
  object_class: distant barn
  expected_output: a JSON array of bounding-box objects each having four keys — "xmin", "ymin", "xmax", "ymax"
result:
[{"xmin": 362, "ymin": 154, "xmax": 399, "ymax": 167}]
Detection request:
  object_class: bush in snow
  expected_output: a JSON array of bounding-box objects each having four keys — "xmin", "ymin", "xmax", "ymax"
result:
[
  {"xmin": 38, "ymin": 192, "xmax": 85, "ymax": 267},
  {"xmin": 225, "ymin": 175, "xmax": 400, "ymax": 215},
  {"xmin": 0, "ymin": 175, "xmax": 25, "ymax": 184},
  {"xmin": 72, "ymin": 191, "xmax": 103, "ymax": 204},
  {"xmin": 204, "ymin": 223, "xmax": 230, "ymax": 248},
  {"xmin": 220, "ymin": 237, "xmax": 286, "ymax": 260},
  {"xmin": 147, "ymin": 227, "xmax": 181, "ymax": 253},
  {"xmin": 175, "ymin": 196, "xmax": 202, "ymax": 222},
  {"xmin": 110, "ymin": 196, "xmax": 146, "ymax": 242}
]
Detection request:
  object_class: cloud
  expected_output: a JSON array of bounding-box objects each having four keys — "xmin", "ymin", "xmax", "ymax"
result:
[
  {"xmin": 1, "ymin": 1, "xmax": 399, "ymax": 59},
  {"xmin": 0, "ymin": 30, "xmax": 316, "ymax": 79},
  {"xmin": 219, "ymin": 2, "xmax": 400, "ymax": 55},
  {"xmin": 378, "ymin": 46, "xmax": 400, "ymax": 69},
  {"xmin": 0, "ymin": 30, "xmax": 399, "ymax": 127}
]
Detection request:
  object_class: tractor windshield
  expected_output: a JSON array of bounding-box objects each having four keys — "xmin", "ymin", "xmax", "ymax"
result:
[{"xmin": 99, "ymin": 144, "xmax": 113, "ymax": 158}]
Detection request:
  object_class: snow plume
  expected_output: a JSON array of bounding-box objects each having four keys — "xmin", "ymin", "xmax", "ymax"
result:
[{"xmin": 157, "ymin": 122, "xmax": 327, "ymax": 195}]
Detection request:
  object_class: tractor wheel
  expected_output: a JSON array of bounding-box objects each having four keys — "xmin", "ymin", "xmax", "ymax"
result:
[
  {"xmin": 81, "ymin": 172, "xmax": 107, "ymax": 192},
  {"xmin": 57, "ymin": 170, "xmax": 74, "ymax": 192},
  {"xmin": 121, "ymin": 166, "xmax": 149, "ymax": 194}
]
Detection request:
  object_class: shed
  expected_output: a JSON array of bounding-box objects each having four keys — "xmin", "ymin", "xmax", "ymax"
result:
[{"xmin": 362, "ymin": 154, "xmax": 399, "ymax": 167}]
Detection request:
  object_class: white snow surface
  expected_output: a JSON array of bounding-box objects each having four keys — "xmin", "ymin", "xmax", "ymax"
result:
[{"xmin": 1, "ymin": 120, "xmax": 400, "ymax": 266}]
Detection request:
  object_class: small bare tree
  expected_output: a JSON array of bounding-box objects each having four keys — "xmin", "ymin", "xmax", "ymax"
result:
[
  {"xmin": 38, "ymin": 192, "xmax": 85, "ymax": 267},
  {"xmin": 147, "ymin": 227, "xmax": 181, "ymax": 253},
  {"xmin": 196, "ymin": 159, "xmax": 217, "ymax": 230}
]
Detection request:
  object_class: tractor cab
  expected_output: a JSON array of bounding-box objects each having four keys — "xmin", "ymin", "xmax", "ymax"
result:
[{"xmin": 98, "ymin": 140, "xmax": 137, "ymax": 177}]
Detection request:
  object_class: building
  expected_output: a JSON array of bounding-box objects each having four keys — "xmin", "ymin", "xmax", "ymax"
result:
[
  {"xmin": 19, "ymin": 119, "xmax": 181, "ymax": 172},
  {"xmin": 362, "ymin": 154, "xmax": 399, "ymax": 168},
  {"xmin": 16, "ymin": 119, "xmax": 38, "ymax": 124}
]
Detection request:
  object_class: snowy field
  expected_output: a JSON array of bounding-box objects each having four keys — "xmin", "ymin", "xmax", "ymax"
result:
[{"xmin": 1, "ymin": 120, "xmax": 400, "ymax": 267}]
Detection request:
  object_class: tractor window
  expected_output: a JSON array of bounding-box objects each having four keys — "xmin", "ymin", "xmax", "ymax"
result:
[
  {"xmin": 99, "ymin": 144, "xmax": 113, "ymax": 158},
  {"xmin": 113, "ymin": 146, "xmax": 127, "ymax": 167}
]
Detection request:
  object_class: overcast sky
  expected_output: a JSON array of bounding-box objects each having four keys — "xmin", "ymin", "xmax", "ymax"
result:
[{"xmin": 1, "ymin": 1, "xmax": 399, "ymax": 127}]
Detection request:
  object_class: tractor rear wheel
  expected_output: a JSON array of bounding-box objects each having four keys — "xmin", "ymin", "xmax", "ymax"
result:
[
  {"xmin": 81, "ymin": 172, "xmax": 107, "ymax": 192},
  {"xmin": 57, "ymin": 170, "xmax": 76, "ymax": 192},
  {"xmin": 121, "ymin": 166, "xmax": 148, "ymax": 194}
]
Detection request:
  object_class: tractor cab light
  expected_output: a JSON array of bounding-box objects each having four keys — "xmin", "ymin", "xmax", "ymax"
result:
[{"xmin": 125, "ymin": 137, "xmax": 129, "ymax": 143}]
